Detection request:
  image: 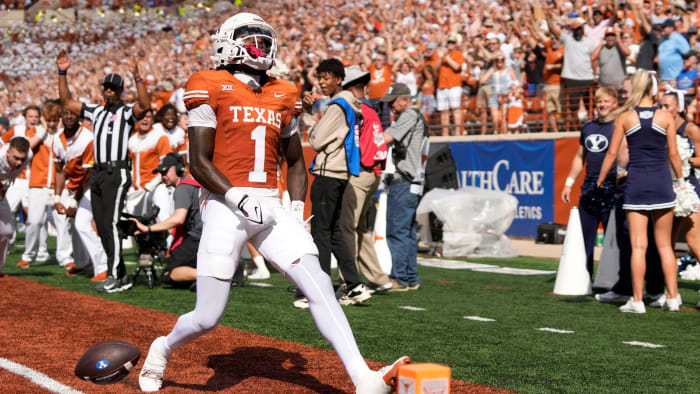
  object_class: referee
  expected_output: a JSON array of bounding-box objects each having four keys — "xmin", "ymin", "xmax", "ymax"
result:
[{"xmin": 56, "ymin": 49, "xmax": 149, "ymax": 292}]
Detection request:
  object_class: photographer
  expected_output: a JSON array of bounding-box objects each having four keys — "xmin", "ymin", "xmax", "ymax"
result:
[
  {"xmin": 129, "ymin": 153, "xmax": 201, "ymax": 288},
  {"xmin": 381, "ymin": 82, "xmax": 429, "ymax": 291}
]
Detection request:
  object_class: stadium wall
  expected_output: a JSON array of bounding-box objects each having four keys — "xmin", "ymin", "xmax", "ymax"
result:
[{"xmin": 298, "ymin": 133, "xmax": 581, "ymax": 237}]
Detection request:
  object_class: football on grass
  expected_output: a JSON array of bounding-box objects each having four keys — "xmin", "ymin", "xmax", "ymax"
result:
[{"xmin": 74, "ymin": 340, "xmax": 141, "ymax": 385}]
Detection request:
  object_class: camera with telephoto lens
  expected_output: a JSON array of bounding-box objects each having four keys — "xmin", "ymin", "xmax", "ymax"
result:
[
  {"xmin": 119, "ymin": 207, "xmax": 168, "ymax": 288},
  {"xmin": 118, "ymin": 207, "xmax": 167, "ymax": 255}
]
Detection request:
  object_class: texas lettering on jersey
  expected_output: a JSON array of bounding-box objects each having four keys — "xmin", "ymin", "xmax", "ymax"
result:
[{"xmin": 184, "ymin": 70, "xmax": 299, "ymax": 189}]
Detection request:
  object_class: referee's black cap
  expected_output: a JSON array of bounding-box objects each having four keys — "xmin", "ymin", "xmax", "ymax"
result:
[{"xmin": 102, "ymin": 73, "xmax": 124, "ymax": 90}]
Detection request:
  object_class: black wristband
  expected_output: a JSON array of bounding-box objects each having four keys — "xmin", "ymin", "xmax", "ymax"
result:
[
  {"xmin": 148, "ymin": 225, "xmax": 151, "ymax": 233},
  {"xmin": 58, "ymin": 70, "xmax": 67, "ymax": 75}
]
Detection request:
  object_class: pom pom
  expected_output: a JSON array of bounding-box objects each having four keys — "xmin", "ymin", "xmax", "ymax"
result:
[
  {"xmin": 679, "ymin": 263, "xmax": 700, "ymax": 280},
  {"xmin": 675, "ymin": 135, "xmax": 693, "ymax": 179},
  {"xmin": 673, "ymin": 178, "xmax": 700, "ymax": 217},
  {"xmin": 580, "ymin": 183, "xmax": 616, "ymax": 216}
]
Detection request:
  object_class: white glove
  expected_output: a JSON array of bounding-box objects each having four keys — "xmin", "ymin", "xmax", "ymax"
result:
[
  {"xmin": 225, "ymin": 188, "xmax": 264, "ymax": 225},
  {"xmin": 290, "ymin": 200, "xmax": 304, "ymax": 223},
  {"xmin": 144, "ymin": 174, "xmax": 162, "ymax": 192},
  {"xmin": 65, "ymin": 198, "xmax": 77, "ymax": 209}
]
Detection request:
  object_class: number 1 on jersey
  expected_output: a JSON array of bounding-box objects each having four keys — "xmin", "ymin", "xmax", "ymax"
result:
[{"xmin": 249, "ymin": 125, "xmax": 268, "ymax": 183}]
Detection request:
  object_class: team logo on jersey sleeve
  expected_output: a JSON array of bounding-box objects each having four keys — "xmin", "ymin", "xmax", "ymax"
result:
[
  {"xmin": 585, "ymin": 134, "xmax": 609, "ymax": 153},
  {"xmin": 221, "ymin": 85, "xmax": 234, "ymax": 91}
]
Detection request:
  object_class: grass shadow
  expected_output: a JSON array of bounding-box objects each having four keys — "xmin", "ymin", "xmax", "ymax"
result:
[
  {"xmin": 163, "ymin": 346, "xmax": 346, "ymax": 393},
  {"xmin": 680, "ymin": 282, "xmax": 700, "ymax": 292},
  {"xmin": 10, "ymin": 271, "xmax": 53, "ymax": 277},
  {"xmin": 561, "ymin": 296, "xmax": 592, "ymax": 303}
]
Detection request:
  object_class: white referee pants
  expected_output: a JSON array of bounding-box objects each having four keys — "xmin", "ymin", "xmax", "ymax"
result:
[
  {"xmin": 66, "ymin": 190, "xmax": 108, "ymax": 275},
  {"xmin": 23, "ymin": 187, "xmax": 72, "ymax": 265},
  {"xmin": 0, "ymin": 198, "xmax": 15, "ymax": 273}
]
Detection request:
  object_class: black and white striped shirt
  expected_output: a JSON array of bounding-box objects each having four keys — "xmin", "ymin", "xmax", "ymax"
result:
[{"xmin": 81, "ymin": 102, "xmax": 135, "ymax": 165}]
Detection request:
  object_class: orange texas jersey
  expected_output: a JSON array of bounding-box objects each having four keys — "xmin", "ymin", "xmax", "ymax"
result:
[
  {"xmin": 1, "ymin": 124, "xmax": 37, "ymax": 180},
  {"xmin": 128, "ymin": 128, "xmax": 172, "ymax": 189},
  {"xmin": 153, "ymin": 122, "xmax": 187, "ymax": 153},
  {"xmin": 29, "ymin": 132, "xmax": 60, "ymax": 189},
  {"xmin": 184, "ymin": 70, "xmax": 298, "ymax": 189},
  {"xmin": 52, "ymin": 127, "xmax": 94, "ymax": 194}
]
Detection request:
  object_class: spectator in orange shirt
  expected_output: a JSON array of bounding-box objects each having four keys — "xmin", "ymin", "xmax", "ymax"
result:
[
  {"xmin": 529, "ymin": 18, "xmax": 566, "ymax": 133},
  {"xmin": 362, "ymin": 34, "xmax": 393, "ymax": 127},
  {"xmin": 436, "ymin": 33, "xmax": 465, "ymax": 136}
]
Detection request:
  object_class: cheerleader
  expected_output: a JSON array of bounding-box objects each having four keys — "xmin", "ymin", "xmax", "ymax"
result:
[
  {"xmin": 597, "ymin": 70, "xmax": 684, "ymax": 313},
  {"xmin": 660, "ymin": 90, "xmax": 700, "ymax": 308},
  {"xmin": 561, "ymin": 87, "xmax": 620, "ymax": 276}
]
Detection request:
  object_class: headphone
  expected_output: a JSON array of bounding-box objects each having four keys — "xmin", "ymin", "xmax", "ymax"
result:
[{"xmin": 167, "ymin": 153, "xmax": 186, "ymax": 177}]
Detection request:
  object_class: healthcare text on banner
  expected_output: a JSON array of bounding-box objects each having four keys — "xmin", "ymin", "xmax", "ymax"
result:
[{"xmin": 447, "ymin": 140, "xmax": 554, "ymax": 236}]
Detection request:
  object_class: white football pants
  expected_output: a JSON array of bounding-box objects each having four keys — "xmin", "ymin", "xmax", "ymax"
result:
[
  {"xmin": 161, "ymin": 190, "xmax": 371, "ymax": 388},
  {"xmin": 0, "ymin": 198, "xmax": 15, "ymax": 273},
  {"xmin": 65, "ymin": 189, "xmax": 108, "ymax": 276},
  {"xmin": 23, "ymin": 187, "xmax": 72, "ymax": 265}
]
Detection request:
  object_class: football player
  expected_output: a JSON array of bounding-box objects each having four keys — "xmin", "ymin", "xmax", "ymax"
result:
[
  {"xmin": 138, "ymin": 12, "xmax": 409, "ymax": 393},
  {"xmin": 0, "ymin": 132, "xmax": 46, "ymax": 276}
]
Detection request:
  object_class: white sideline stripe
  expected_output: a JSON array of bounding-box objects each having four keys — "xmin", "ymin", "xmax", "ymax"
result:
[
  {"xmin": 247, "ymin": 282, "xmax": 273, "ymax": 288},
  {"xmin": 417, "ymin": 258, "xmax": 555, "ymax": 275},
  {"xmin": 417, "ymin": 258, "xmax": 497, "ymax": 270},
  {"xmin": 537, "ymin": 327, "xmax": 575, "ymax": 334},
  {"xmin": 399, "ymin": 306, "xmax": 427, "ymax": 311},
  {"xmin": 0, "ymin": 357, "xmax": 84, "ymax": 394},
  {"xmin": 623, "ymin": 341, "xmax": 665, "ymax": 349},
  {"xmin": 464, "ymin": 316, "xmax": 495, "ymax": 322},
  {"xmin": 472, "ymin": 267, "xmax": 556, "ymax": 275}
]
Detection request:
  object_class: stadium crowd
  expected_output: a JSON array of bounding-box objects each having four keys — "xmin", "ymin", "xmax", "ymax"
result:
[
  {"xmin": 1, "ymin": 0, "xmax": 700, "ymax": 302},
  {"xmin": 2, "ymin": 0, "xmax": 700, "ymax": 135}
]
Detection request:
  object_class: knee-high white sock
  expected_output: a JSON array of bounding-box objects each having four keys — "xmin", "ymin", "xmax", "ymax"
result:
[
  {"xmin": 165, "ymin": 275, "xmax": 231, "ymax": 357},
  {"xmin": 252, "ymin": 255, "xmax": 269, "ymax": 273},
  {"xmin": 285, "ymin": 255, "xmax": 370, "ymax": 387}
]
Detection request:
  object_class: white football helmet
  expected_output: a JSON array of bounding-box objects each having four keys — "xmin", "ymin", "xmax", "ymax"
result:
[{"xmin": 211, "ymin": 12, "xmax": 277, "ymax": 71}]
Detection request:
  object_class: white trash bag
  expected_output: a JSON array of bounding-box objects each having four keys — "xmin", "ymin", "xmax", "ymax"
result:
[{"xmin": 416, "ymin": 187, "xmax": 518, "ymax": 258}]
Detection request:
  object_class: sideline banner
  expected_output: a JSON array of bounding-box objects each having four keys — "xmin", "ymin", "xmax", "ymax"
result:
[{"xmin": 448, "ymin": 141, "xmax": 554, "ymax": 236}]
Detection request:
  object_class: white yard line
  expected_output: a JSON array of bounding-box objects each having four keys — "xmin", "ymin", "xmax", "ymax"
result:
[
  {"xmin": 464, "ymin": 316, "xmax": 496, "ymax": 322},
  {"xmin": 417, "ymin": 258, "xmax": 555, "ymax": 275},
  {"xmin": 246, "ymin": 282, "xmax": 273, "ymax": 288},
  {"xmin": 536, "ymin": 327, "xmax": 575, "ymax": 334},
  {"xmin": 398, "ymin": 306, "xmax": 427, "ymax": 311},
  {"xmin": 622, "ymin": 341, "xmax": 665, "ymax": 349},
  {"xmin": 417, "ymin": 258, "xmax": 497, "ymax": 270},
  {"xmin": 472, "ymin": 267, "xmax": 556, "ymax": 275},
  {"xmin": 0, "ymin": 357, "xmax": 84, "ymax": 394}
]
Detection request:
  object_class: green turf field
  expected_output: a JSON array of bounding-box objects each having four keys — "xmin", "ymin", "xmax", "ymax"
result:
[{"xmin": 5, "ymin": 235, "xmax": 700, "ymax": 393}]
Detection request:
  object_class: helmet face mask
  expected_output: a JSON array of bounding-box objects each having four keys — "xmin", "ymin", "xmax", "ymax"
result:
[{"xmin": 211, "ymin": 13, "xmax": 277, "ymax": 71}]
